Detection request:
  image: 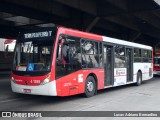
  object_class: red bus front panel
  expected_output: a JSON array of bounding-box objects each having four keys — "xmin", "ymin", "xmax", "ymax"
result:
[{"xmin": 56, "ymin": 69, "xmax": 104, "ymax": 96}]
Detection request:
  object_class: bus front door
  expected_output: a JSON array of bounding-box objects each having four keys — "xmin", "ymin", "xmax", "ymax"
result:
[
  {"xmin": 126, "ymin": 48, "xmax": 133, "ymax": 82},
  {"xmin": 103, "ymin": 45, "xmax": 114, "ymax": 86}
]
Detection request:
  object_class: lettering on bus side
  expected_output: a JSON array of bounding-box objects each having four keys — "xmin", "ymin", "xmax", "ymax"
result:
[{"xmin": 78, "ymin": 74, "xmax": 83, "ymax": 83}]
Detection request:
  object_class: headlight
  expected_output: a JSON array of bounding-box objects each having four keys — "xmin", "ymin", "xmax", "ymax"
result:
[
  {"xmin": 11, "ymin": 77, "xmax": 14, "ymax": 80},
  {"xmin": 40, "ymin": 75, "xmax": 50, "ymax": 85},
  {"xmin": 11, "ymin": 77, "xmax": 16, "ymax": 83}
]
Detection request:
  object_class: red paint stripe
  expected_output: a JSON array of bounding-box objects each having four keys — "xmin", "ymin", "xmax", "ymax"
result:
[
  {"xmin": 114, "ymin": 75, "xmax": 127, "ymax": 77},
  {"xmin": 142, "ymin": 72, "xmax": 149, "ymax": 74},
  {"xmin": 114, "ymin": 72, "xmax": 150, "ymax": 77}
]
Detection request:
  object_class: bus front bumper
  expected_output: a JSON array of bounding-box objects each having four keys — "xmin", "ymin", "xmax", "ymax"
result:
[
  {"xmin": 153, "ymin": 71, "xmax": 160, "ymax": 75},
  {"xmin": 11, "ymin": 80, "xmax": 57, "ymax": 96}
]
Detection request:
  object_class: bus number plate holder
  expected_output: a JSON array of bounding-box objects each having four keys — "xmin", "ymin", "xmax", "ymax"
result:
[{"xmin": 23, "ymin": 89, "xmax": 31, "ymax": 93}]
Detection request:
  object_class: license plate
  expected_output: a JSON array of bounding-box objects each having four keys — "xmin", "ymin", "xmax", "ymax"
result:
[{"xmin": 23, "ymin": 89, "xmax": 31, "ymax": 93}]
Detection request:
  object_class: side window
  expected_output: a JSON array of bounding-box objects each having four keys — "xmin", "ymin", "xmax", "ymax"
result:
[
  {"xmin": 139, "ymin": 49, "xmax": 141, "ymax": 57},
  {"xmin": 81, "ymin": 39, "xmax": 99, "ymax": 68},
  {"xmin": 114, "ymin": 45, "xmax": 125, "ymax": 68},
  {"xmin": 56, "ymin": 35, "xmax": 81, "ymax": 78},
  {"xmin": 134, "ymin": 49, "xmax": 152, "ymax": 63},
  {"xmin": 142, "ymin": 49, "xmax": 148, "ymax": 57},
  {"xmin": 148, "ymin": 50, "xmax": 152, "ymax": 63},
  {"xmin": 99, "ymin": 43, "xmax": 103, "ymax": 67},
  {"xmin": 134, "ymin": 48, "xmax": 139, "ymax": 57},
  {"xmin": 134, "ymin": 48, "xmax": 141, "ymax": 62},
  {"xmin": 142, "ymin": 49, "xmax": 148, "ymax": 62}
]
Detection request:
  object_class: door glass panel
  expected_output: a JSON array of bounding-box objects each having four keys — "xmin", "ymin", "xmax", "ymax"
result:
[
  {"xmin": 104, "ymin": 45, "xmax": 113, "ymax": 86},
  {"xmin": 126, "ymin": 48, "xmax": 133, "ymax": 82}
]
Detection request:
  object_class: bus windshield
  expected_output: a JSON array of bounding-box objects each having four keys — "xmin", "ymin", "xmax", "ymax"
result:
[{"xmin": 13, "ymin": 39, "xmax": 54, "ymax": 72}]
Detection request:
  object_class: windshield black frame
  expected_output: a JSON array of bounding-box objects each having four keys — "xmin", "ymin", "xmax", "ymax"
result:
[{"xmin": 12, "ymin": 28, "xmax": 57, "ymax": 76}]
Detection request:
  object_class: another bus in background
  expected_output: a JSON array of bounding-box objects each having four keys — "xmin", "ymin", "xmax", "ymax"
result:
[{"xmin": 154, "ymin": 50, "xmax": 160, "ymax": 75}]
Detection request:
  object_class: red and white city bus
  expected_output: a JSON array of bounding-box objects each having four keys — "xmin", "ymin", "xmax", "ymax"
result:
[
  {"xmin": 153, "ymin": 50, "xmax": 160, "ymax": 75},
  {"xmin": 11, "ymin": 27, "xmax": 153, "ymax": 97}
]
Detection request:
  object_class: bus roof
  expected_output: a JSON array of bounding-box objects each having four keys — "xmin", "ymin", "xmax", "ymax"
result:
[
  {"xmin": 103, "ymin": 36, "xmax": 152, "ymax": 50},
  {"xmin": 59, "ymin": 27, "xmax": 152, "ymax": 50}
]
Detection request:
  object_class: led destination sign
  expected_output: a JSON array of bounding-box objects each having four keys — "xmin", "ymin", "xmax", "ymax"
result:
[{"xmin": 24, "ymin": 31, "xmax": 52, "ymax": 39}]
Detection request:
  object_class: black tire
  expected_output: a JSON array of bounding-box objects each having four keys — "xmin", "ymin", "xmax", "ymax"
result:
[
  {"xmin": 84, "ymin": 76, "xmax": 96, "ymax": 97},
  {"xmin": 136, "ymin": 72, "xmax": 142, "ymax": 86}
]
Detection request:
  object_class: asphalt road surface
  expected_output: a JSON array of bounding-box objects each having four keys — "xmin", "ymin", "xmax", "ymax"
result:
[{"xmin": 0, "ymin": 72, "xmax": 160, "ymax": 120}]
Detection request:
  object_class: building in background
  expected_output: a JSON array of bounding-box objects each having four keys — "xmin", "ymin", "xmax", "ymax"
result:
[
  {"xmin": 4, "ymin": 39, "xmax": 16, "ymax": 52},
  {"xmin": 0, "ymin": 39, "xmax": 6, "ymax": 51},
  {"xmin": 0, "ymin": 39, "xmax": 16, "ymax": 70}
]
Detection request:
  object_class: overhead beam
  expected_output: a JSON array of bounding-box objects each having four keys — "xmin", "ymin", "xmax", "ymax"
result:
[
  {"xmin": 134, "ymin": 12, "xmax": 160, "ymax": 30},
  {"xmin": 96, "ymin": 0, "xmax": 159, "ymax": 18},
  {"xmin": 105, "ymin": 16, "xmax": 139, "ymax": 31},
  {"xmin": 0, "ymin": 18, "xmax": 15, "ymax": 26},
  {"xmin": 97, "ymin": 0, "xmax": 126, "ymax": 17},
  {"xmin": 2, "ymin": 0, "xmax": 70, "ymax": 18},
  {"xmin": 54, "ymin": 0, "xmax": 96, "ymax": 15},
  {"xmin": 0, "ymin": 0, "xmax": 160, "ymax": 42},
  {"xmin": 86, "ymin": 17, "xmax": 100, "ymax": 32},
  {"xmin": 0, "ymin": 1, "xmax": 71, "ymax": 27},
  {"xmin": 131, "ymin": 32, "xmax": 141, "ymax": 42},
  {"xmin": 94, "ymin": 18, "xmax": 129, "ymax": 35},
  {"xmin": 0, "ymin": 25, "xmax": 23, "ymax": 38},
  {"xmin": 91, "ymin": 27, "xmax": 127, "ymax": 40},
  {"xmin": 102, "ymin": 0, "xmax": 160, "ymax": 39},
  {"xmin": 104, "ymin": 0, "xmax": 128, "ymax": 11},
  {"xmin": 105, "ymin": 15, "xmax": 160, "ymax": 39},
  {"xmin": 128, "ymin": 0, "xmax": 160, "ymax": 13}
]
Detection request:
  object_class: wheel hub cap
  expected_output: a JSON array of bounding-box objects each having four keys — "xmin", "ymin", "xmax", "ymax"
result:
[{"xmin": 87, "ymin": 81, "xmax": 94, "ymax": 92}]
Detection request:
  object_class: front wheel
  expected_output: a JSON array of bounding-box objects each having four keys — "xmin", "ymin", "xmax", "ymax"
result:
[
  {"xmin": 84, "ymin": 76, "xmax": 96, "ymax": 97},
  {"xmin": 136, "ymin": 72, "xmax": 142, "ymax": 86}
]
